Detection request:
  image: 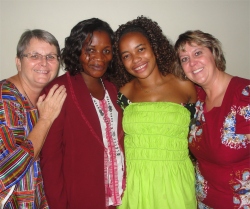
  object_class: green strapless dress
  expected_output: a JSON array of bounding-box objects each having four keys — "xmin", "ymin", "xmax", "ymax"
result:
[{"xmin": 118, "ymin": 102, "xmax": 196, "ymax": 209}]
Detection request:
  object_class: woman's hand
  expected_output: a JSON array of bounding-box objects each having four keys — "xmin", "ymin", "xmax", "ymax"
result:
[
  {"xmin": 37, "ymin": 84, "xmax": 67, "ymax": 123},
  {"xmin": 28, "ymin": 84, "xmax": 66, "ymax": 158}
]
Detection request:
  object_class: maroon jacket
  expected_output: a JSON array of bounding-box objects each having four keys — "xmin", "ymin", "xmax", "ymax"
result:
[{"xmin": 40, "ymin": 72, "xmax": 124, "ymax": 209}]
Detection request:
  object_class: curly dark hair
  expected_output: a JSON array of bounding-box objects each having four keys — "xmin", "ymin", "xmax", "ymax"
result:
[
  {"xmin": 61, "ymin": 18, "xmax": 114, "ymax": 76},
  {"xmin": 110, "ymin": 16, "xmax": 178, "ymax": 88}
]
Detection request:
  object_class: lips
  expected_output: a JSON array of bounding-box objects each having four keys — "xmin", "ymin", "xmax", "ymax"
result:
[
  {"xmin": 34, "ymin": 69, "xmax": 49, "ymax": 74},
  {"xmin": 133, "ymin": 63, "xmax": 147, "ymax": 71},
  {"xmin": 193, "ymin": 67, "xmax": 203, "ymax": 74},
  {"xmin": 89, "ymin": 64, "xmax": 105, "ymax": 71}
]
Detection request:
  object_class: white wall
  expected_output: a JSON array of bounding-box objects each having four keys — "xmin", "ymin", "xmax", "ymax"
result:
[{"xmin": 0, "ymin": 0, "xmax": 249, "ymax": 79}]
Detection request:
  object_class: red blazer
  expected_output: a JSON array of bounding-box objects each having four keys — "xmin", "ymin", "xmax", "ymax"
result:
[{"xmin": 40, "ymin": 72, "xmax": 124, "ymax": 209}]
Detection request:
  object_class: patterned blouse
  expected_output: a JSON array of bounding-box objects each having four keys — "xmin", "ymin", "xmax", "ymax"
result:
[
  {"xmin": 0, "ymin": 80, "xmax": 48, "ymax": 208},
  {"xmin": 189, "ymin": 77, "xmax": 250, "ymax": 209}
]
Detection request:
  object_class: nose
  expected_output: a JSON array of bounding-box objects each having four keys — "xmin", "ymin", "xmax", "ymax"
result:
[
  {"xmin": 92, "ymin": 52, "xmax": 105, "ymax": 61},
  {"xmin": 132, "ymin": 54, "xmax": 141, "ymax": 63},
  {"xmin": 189, "ymin": 57, "xmax": 197, "ymax": 67},
  {"xmin": 40, "ymin": 56, "xmax": 47, "ymax": 66}
]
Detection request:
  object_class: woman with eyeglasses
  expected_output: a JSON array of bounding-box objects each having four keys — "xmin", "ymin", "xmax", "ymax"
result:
[
  {"xmin": 40, "ymin": 18, "xmax": 125, "ymax": 209},
  {"xmin": 0, "ymin": 29, "xmax": 67, "ymax": 208}
]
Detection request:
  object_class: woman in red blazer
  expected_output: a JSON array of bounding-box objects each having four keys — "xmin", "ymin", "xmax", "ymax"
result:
[{"xmin": 40, "ymin": 18, "xmax": 125, "ymax": 209}]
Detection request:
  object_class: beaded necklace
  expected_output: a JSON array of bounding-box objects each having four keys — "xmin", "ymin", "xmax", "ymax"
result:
[
  {"xmin": 91, "ymin": 79, "xmax": 116, "ymax": 142},
  {"xmin": 91, "ymin": 79, "xmax": 123, "ymax": 205}
]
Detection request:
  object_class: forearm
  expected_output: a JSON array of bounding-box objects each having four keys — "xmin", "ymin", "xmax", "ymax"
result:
[
  {"xmin": 29, "ymin": 84, "xmax": 67, "ymax": 158},
  {"xmin": 27, "ymin": 118, "xmax": 53, "ymax": 159},
  {"xmin": 0, "ymin": 125, "xmax": 34, "ymax": 191}
]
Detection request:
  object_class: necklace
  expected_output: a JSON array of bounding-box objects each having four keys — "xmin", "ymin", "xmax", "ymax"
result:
[
  {"xmin": 23, "ymin": 89, "xmax": 35, "ymax": 108},
  {"xmin": 89, "ymin": 78, "xmax": 106, "ymax": 98},
  {"xmin": 92, "ymin": 91, "xmax": 123, "ymax": 204},
  {"xmin": 137, "ymin": 79, "xmax": 160, "ymax": 93},
  {"xmin": 92, "ymin": 92, "xmax": 120, "ymax": 154},
  {"xmin": 18, "ymin": 76, "xmax": 35, "ymax": 107},
  {"xmin": 91, "ymin": 78, "xmax": 112, "ymax": 116}
]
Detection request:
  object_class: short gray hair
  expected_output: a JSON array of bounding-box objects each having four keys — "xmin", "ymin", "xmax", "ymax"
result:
[{"xmin": 16, "ymin": 29, "xmax": 60, "ymax": 58}]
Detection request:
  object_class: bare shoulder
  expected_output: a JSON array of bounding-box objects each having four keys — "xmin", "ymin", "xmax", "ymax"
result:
[
  {"xmin": 180, "ymin": 79, "xmax": 197, "ymax": 103},
  {"xmin": 119, "ymin": 80, "xmax": 135, "ymax": 97},
  {"xmin": 177, "ymin": 77, "xmax": 195, "ymax": 89},
  {"xmin": 170, "ymin": 75, "xmax": 197, "ymax": 103}
]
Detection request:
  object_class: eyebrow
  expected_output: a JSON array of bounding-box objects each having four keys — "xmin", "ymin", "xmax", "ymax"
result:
[
  {"xmin": 28, "ymin": 51, "xmax": 58, "ymax": 55},
  {"xmin": 120, "ymin": 43, "xmax": 145, "ymax": 55},
  {"xmin": 87, "ymin": 45, "xmax": 112, "ymax": 49}
]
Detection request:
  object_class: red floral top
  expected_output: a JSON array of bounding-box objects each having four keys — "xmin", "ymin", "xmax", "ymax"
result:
[{"xmin": 189, "ymin": 77, "xmax": 250, "ymax": 209}]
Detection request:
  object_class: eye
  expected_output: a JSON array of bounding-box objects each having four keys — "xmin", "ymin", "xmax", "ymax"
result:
[
  {"xmin": 138, "ymin": 47, "xmax": 145, "ymax": 52},
  {"xmin": 103, "ymin": 49, "xmax": 111, "ymax": 54},
  {"xmin": 30, "ymin": 54, "xmax": 40, "ymax": 60},
  {"xmin": 46, "ymin": 54, "xmax": 57, "ymax": 61},
  {"xmin": 195, "ymin": 51, "xmax": 202, "ymax": 56},
  {"xmin": 86, "ymin": 48, "xmax": 95, "ymax": 53},
  {"xmin": 180, "ymin": 57, "xmax": 189, "ymax": 63},
  {"xmin": 122, "ymin": 54, "xmax": 130, "ymax": 60}
]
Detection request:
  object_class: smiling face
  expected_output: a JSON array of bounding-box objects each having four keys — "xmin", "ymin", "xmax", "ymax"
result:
[
  {"xmin": 178, "ymin": 42, "xmax": 219, "ymax": 87},
  {"xmin": 79, "ymin": 30, "xmax": 112, "ymax": 79},
  {"xmin": 119, "ymin": 32, "xmax": 158, "ymax": 79},
  {"xmin": 16, "ymin": 38, "xmax": 59, "ymax": 88}
]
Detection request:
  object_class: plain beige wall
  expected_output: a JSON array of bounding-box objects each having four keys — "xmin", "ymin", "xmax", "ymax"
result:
[{"xmin": 0, "ymin": 0, "xmax": 249, "ymax": 79}]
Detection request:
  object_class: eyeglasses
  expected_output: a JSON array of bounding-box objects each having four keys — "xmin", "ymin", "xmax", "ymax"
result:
[{"xmin": 21, "ymin": 53, "xmax": 60, "ymax": 62}]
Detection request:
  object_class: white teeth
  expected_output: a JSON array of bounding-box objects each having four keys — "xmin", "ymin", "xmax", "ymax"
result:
[
  {"xmin": 135, "ymin": 63, "xmax": 147, "ymax": 71},
  {"xmin": 193, "ymin": 68, "xmax": 203, "ymax": 74},
  {"xmin": 34, "ymin": 70, "xmax": 49, "ymax": 74}
]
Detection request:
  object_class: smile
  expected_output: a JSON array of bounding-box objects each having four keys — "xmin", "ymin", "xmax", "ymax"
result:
[
  {"xmin": 34, "ymin": 70, "xmax": 49, "ymax": 74},
  {"xmin": 193, "ymin": 68, "xmax": 203, "ymax": 74},
  {"xmin": 134, "ymin": 63, "xmax": 147, "ymax": 71}
]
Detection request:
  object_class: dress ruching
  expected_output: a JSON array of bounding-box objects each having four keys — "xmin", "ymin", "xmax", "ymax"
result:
[{"xmin": 119, "ymin": 102, "xmax": 196, "ymax": 209}]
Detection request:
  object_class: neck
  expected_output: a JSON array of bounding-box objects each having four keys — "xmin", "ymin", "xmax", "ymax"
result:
[
  {"xmin": 17, "ymin": 74, "xmax": 41, "ymax": 107},
  {"xmin": 203, "ymin": 72, "xmax": 232, "ymax": 110},
  {"xmin": 203, "ymin": 72, "xmax": 232, "ymax": 99},
  {"xmin": 136, "ymin": 73, "xmax": 164, "ymax": 93},
  {"xmin": 81, "ymin": 73, "xmax": 105, "ymax": 100}
]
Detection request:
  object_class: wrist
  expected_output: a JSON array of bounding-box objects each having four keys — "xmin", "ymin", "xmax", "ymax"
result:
[{"xmin": 38, "ymin": 118, "xmax": 53, "ymax": 126}]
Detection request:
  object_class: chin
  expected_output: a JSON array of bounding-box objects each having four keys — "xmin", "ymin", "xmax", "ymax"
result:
[{"xmin": 36, "ymin": 78, "xmax": 52, "ymax": 86}]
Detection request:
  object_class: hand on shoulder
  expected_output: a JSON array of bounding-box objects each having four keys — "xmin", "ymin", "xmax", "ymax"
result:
[{"xmin": 37, "ymin": 84, "xmax": 67, "ymax": 123}]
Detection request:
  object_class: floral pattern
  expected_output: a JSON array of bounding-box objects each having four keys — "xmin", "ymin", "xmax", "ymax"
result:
[
  {"xmin": 189, "ymin": 78, "xmax": 250, "ymax": 208},
  {"xmin": 221, "ymin": 106, "xmax": 250, "ymax": 149},
  {"xmin": 195, "ymin": 162, "xmax": 209, "ymax": 202},
  {"xmin": 231, "ymin": 169, "xmax": 250, "ymax": 209},
  {"xmin": 198, "ymin": 201, "xmax": 213, "ymax": 209},
  {"xmin": 189, "ymin": 100, "xmax": 205, "ymax": 148}
]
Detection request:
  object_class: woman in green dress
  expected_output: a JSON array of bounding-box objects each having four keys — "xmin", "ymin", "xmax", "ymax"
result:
[{"xmin": 110, "ymin": 16, "xmax": 197, "ymax": 209}]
